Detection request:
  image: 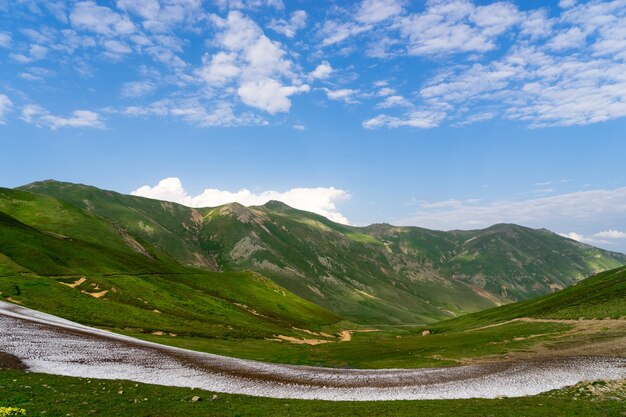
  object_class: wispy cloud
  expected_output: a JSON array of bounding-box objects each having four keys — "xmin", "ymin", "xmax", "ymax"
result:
[
  {"xmin": 21, "ymin": 104, "xmax": 105, "ymax": 130},
  {"xmin": 268, "ymin": 10, "xmax": 307, "ymax": 38},
  {"xmin": 0, "ymin": 94, "xmax": 13, "ymax": 124},
  {"xmin": 400, "ymin": 187, "xmax": 626, "ymax": 232}
]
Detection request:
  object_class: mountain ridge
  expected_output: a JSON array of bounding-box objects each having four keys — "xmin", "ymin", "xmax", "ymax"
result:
[{"xmin": 7, "ymin": 179, "xmax": 626, "ymax": 324}]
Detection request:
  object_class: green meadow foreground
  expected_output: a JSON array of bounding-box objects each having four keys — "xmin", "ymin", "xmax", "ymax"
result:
[{"xmin": 0, "ymin": 370, "xmax": 624, "ymax": 417}]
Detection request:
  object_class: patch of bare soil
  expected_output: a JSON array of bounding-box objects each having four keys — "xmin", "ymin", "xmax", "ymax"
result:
[
  {"xmin": 59, "ymin": 277, "xmax": 86, "ymax": 289},
  {"xmin": 271, "ymin": 335, "xmax": 332, "ymax": 345},
  {"xmin": 81, "ymin": 289, "xmax": 109, "ymax": 299},
  {"xmin": 339, "ymin": 330, "xmax": 352, "ymax": 342},
  {"xmin": 0, "ymin": 351, "xmax": 26, "ymax": 370}
]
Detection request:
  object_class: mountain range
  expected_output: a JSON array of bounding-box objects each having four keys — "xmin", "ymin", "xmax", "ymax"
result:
[{"xmin": 1, "ymin": 180, "xmax": 624, "ymax": 327}]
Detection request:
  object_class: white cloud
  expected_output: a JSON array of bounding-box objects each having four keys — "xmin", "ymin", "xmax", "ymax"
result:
[
  {"xmin": 70, "ymin": 1, "xmax": 135, "ymax": 36},
  {"xmin": 363, "ymin": 110, "xmax": 445, "ymax": 129},
  {"xmin": 117, "ymin": 0, "xmax": 203, "ymax": 32},
  {"xmin": 117, "ymin": 98, "xmax": 267, "ymax": 127},
  {"xmin": 377, "ymin": 87, "xmax": 395, "ymax": 96},
  {"xmin": 323, "ymin": 88, "xmax": 358, "ymax": 103},
  {"xmin": 377, "ymin": 94, "xmax": 412, "ymax": 108},
  {"xmin": 120, "ymin": 80, "xmax": 157, "ymax": 98},
  {"xmin": 318, "ymin": 19, "xmax": 370, "ymax": 47},
  {"xmin": 9, "ymin": 44, "xmax": 48, "ymax": 64},
  {"xmin": 238, "ymin": 78, "xmax": 309, "ymax": 114},
  {"xmin": 0, "ymin": 32, "xmax": 11, "ymax": 48},
  {"xmin": 396, "ymin": 0, "xmax": 520, "ymax": 56},
  {"xmin": 131, "ymin": 177, "xmax": 351, "ymax": 224},
  {"xmin": 198, "ymin": 51, "xmax": 241, "ymax": 85},
  {"xmin": 267, "ymin": 10, "xmax": 307, "ymax": 38},
  {"xmin": 309, "ymin": 61, "xmax": 333, "ymax": 80},
  {"xmin": 559, "ymin": 0, "xmax": 577, "ymax": 9},
  {"xmin": 593, "ymin": 230, "xmax": 626, "ymax": 239},
  {"xmin": 559, "ymin": 232, "xmax": 591, "ymax": 243},
  {"xmin": 103, "ymin": 39, "xmax": 133, "ymax": 58},
  {"xmin": 21, "ymin": 104, "xmax": 105, "ymax": 130},
  {"xmin": 558, "ymin": 229, "xmax": 626, "ymax": 248},
  {"xmin": 202, "ymin": 11, "xmax": 308, "ymax": 114},
  {"xmin": 400, "ymin": 187, "xmax": 626, "ymax": 233},
  {"xmin": 0, "ymin": 94, "xmax": 13, "ymax": 124},
  {"xmin": 356, "ymin": 0, "xmax": 405, "ymax": 24},
  {"xmin": 215, "ymin": 0, "xmax": 284, "ymax": 10},
  {"xmin": 547, "ymin": 27, "xmax": 585, "ymax": 50},
  {"xmin": 420, "ymin": 39, "xmax": 626, "ymax": 127}
]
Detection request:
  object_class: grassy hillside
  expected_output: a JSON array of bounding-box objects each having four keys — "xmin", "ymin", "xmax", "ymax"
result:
[
  {"xmin": 142, "ymin": 266, "xmax": 625, "ymax": 369},
  {"xmin": 15, "ymin": 180, "xmax": 626, "ymax": 325},
  {"xmin": 431, "ymin": 265, "xmax": 626, "ymax": 332},
  {"xmin": 0, "ymin": 194, "xmax": 341, "ymax": 342}
]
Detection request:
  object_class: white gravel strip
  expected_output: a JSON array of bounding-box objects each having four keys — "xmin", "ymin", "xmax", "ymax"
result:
[{"xmin": 1, "ymin": 300, "xmax": 624, "ymax": 401}]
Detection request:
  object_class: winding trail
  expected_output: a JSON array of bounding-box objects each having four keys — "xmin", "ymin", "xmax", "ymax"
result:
[{"xmin": 0, "ymin": 301, "xmax": 624, "ymax": 401}]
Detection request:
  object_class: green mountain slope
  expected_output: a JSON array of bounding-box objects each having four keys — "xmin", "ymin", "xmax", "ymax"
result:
[
  {"xmin": 0, "ymin": 191, "xmax": 341, "ymax": 341},
  {"xmin": 432, "ymin": 265, "xmax": 626, "ymax": 332},
  {"xmin": 10, "ymin": 180, "xmax": 626, "ymax": 325}
]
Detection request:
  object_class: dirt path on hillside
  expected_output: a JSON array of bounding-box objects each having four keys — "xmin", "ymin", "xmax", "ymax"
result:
[
  {"xmin": 0, "ymin": 301, "xmax": 624, "ymax": 401},
  {"xmin": 465, "ymin": 317, "xmax": 626, "ymax": 332}
]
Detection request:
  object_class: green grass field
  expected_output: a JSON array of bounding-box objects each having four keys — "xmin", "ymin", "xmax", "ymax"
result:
[{"xmin": 0, "ymin": 370, "xmax": 623, "ymax": 417}]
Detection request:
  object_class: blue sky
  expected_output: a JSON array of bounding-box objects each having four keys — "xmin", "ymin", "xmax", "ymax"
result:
[{"xmin": 1, "ymin": 0, "xmax": 626, "ymax": 252}]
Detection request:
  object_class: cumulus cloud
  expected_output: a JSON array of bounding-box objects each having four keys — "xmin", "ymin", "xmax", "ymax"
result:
[
  {"xmin": 21, "ymin": 104, "xmax": 105, "ymax": 129},
  {"xmin": 309, "ymin": 61, "xmax": 333, "ymax": 80},
  {"xmin": 201, "ymin": 11, "xmax": 310, "ymax": 114},
  {"xmin": 323, "ymin": 88, "xmax": 358, "ymax": 103},
  {"xmin": 0, "ymin": 94, "xmax": 13, "ymax": 124},
  {"xmin": 131, "ymin": 177, "xmax": 351, "ymax": 223},
  {"xmin": 199, "ymin": 51, "xmax": 240, "ymax": 85},
  {"xmin": 238, "ymin": 78, "xmax": 309, "ymax": 114}
]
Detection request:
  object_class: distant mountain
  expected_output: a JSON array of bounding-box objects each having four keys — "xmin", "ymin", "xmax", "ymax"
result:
[{"xmin": 7, "ymin": 180, "xmax": 625, "ymax": 324}]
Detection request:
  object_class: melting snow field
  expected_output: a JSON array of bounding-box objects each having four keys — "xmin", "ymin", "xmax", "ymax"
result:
[{"xmin": 0, "ymin": 301, "xmax": 624, "ymax": 401}]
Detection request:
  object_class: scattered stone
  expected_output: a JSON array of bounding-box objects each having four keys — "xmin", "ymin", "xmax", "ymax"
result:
[
  {"xmin": 422, "ymin": 330, "xmax": 431, "ymax": 336},
  {"xmin": 191, "ymin": 396, "xmax": 201, "ymax": 402}
]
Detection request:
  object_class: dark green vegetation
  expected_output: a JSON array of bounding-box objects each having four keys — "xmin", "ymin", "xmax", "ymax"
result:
[
  {"xmin": 8, "ymin": 180, "xmax": 626, "ymax": 325},
  {"xmin": 1, "ymin": 370, "xmax": 624, "ymax": 417}
]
